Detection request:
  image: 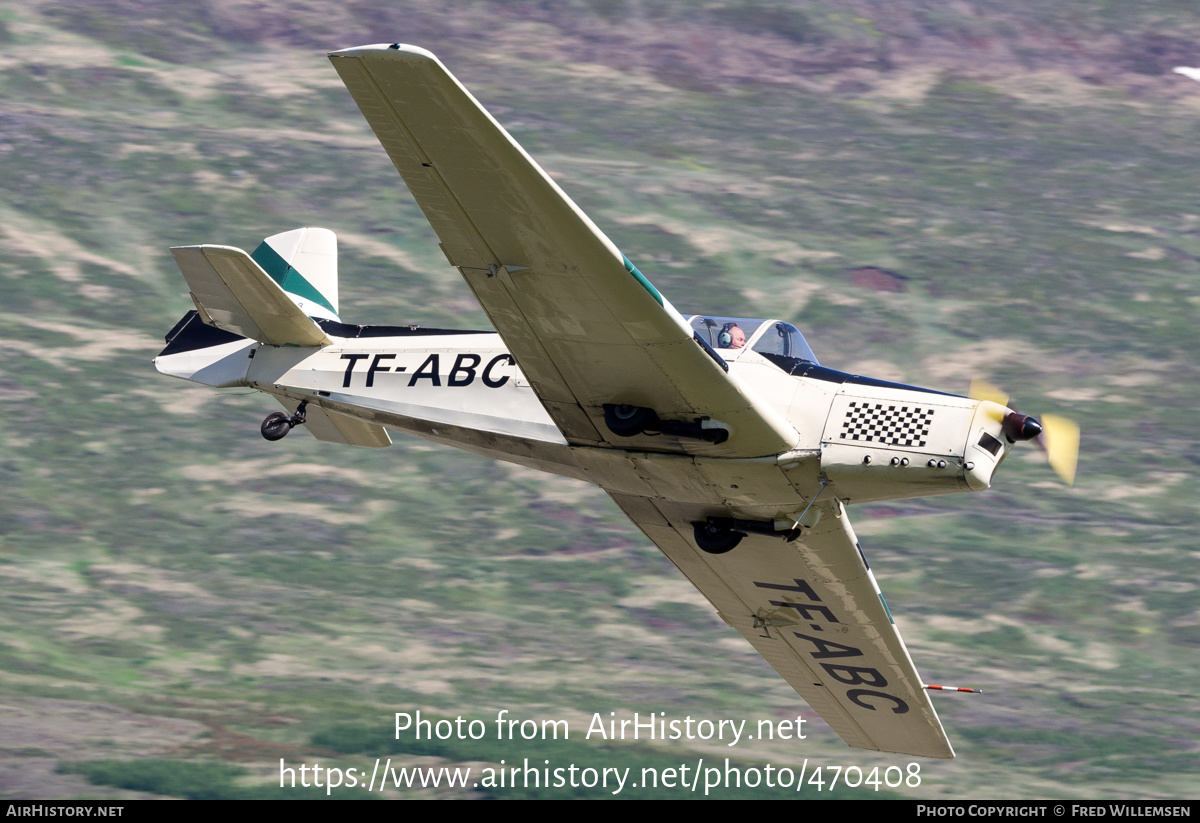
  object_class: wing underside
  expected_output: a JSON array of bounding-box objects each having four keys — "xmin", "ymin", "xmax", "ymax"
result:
[
  {"xmin": 609, "ymin": 492, "xmax": 955, "ymax": 759},
  {"xmin": 329, "ymin": 44, "xmax": 797, "ymax": 459}
]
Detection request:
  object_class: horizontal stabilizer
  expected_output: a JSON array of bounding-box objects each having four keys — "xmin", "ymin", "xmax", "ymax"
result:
[{"xmin": 171, "ymin": 245, "xmax": 332, "ymax": 347}]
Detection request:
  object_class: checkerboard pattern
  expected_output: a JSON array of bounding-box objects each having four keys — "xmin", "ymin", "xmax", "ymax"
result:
[{"xmin": 839, "ymin": 402, "xmax": 934, "ymax": 447}]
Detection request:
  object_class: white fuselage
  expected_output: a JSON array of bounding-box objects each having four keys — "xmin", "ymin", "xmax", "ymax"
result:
[{"xmin": 156, "ymin": 330, "xmax": 1013, "ymax": 522}]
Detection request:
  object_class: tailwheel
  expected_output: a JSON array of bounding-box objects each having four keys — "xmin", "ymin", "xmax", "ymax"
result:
[
  {"xmin": 260, "ymin": 401, "xmax": 308, "ymax": 442},
  {"xmin": 261, "ymin": 412, "xmax": 293, "ymax": 441},
  {"xmin": 260, "ymin": 415, "xmax": 290, "ymax": 441}
]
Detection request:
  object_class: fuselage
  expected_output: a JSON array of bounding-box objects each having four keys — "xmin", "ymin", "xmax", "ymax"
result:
[{"xmin": 156, "ymin": 313, "xmax": 1015, "ymax": 525}]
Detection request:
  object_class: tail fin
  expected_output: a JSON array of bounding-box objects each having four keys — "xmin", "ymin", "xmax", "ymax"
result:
[{"xmin": 250, "ymin": 227, "xmax": 340, "ymax": 321}]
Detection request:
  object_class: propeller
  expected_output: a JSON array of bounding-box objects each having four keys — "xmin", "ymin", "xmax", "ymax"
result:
[{"xmin": 968, "ymin": 380, "xmax": 1079, "ymax": 485}]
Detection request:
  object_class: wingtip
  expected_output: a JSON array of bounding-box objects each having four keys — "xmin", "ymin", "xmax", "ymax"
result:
[{"xmin": 328, "ymin": 43, "xmax": 439, "ymax": 62}]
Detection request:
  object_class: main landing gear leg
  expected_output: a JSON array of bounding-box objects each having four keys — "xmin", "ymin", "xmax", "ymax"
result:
[{"xmin": 261, "ymin": 400, "xmax": 308, "ymax": 442}]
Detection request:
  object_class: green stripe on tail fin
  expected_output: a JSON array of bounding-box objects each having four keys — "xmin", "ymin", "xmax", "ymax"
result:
[{"xmin": 251, "ymin": 227, "xmax": 340, "ymax": 319}]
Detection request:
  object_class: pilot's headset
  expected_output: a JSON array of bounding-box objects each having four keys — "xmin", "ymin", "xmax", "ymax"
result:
[{"xmin": 718, "ymin": 322, "xmax": 736, "ymax": 348}]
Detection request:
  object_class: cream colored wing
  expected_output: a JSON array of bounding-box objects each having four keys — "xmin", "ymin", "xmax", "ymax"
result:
[
  {"xmin": 329, "ymin": 45, "xmax": 797, "ymax": 459},
  {"xmin": 608, "ymin": 492, "xmax": 955, "ymax": 759}
]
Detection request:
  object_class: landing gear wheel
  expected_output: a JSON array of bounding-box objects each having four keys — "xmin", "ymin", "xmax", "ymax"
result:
[
  {"xmin": 693, "ymin": 521, "xmax": 745, "ymax": 554},
  {"xmin": 260, "ymin": 411, "xmax": 293, "ymax": 441},
  {"xmin": 603, "ymin": 404, "xmax": 658, "ymax": 437}
]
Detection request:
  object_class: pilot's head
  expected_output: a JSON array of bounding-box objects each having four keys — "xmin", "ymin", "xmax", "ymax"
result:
[{"xmin": 718, "ymin": 322, "xmax": 746, "ymax": 349}]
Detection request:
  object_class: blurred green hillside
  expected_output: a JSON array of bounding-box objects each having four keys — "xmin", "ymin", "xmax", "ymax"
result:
[{"xmin": 1, "ymin": 0, "xmax": 1197, "ymax": 799}]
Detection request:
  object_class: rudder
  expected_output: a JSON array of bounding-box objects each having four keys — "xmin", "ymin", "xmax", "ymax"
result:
[{"xmin": 250, "ymin": 227, "xmax": 340, "ymax": 321}]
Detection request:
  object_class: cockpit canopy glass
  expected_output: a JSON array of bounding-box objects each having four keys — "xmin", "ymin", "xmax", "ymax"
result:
[{"xmin": 688, "ymin": 316, "xmax": 818, "ymax": 364}]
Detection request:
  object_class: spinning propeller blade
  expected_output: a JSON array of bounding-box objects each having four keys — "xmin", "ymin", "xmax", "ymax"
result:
[
  {"xmin": 968, "ymin": 379, "xmax": 1009, "ymax": 409},
  {"xmin": 968, "ymin": 380, "xmax": 1079, "ymax": 485},
  {"xmin": 1040, "ymin": 414, "xmax": 1080, "ymax": 485}
]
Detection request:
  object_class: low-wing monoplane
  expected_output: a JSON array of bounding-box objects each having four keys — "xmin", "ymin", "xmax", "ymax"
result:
[{"xmin": 155, "ymin": 44, "xmax": 1078, "ymax": 759}]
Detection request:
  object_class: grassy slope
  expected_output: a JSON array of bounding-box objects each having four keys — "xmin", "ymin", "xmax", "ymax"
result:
[{"xmin": 0, "ymin": 0, "xmax": 1197, "ymax": 799}]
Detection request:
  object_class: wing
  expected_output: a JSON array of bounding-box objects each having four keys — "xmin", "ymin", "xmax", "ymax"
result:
[
  {"xmin": 329, "ymin": 45, "xmax": 798, "ymax": 459},
  {"xmin": 171, "ymin": 245, "xmax": 331, "ymax": 347},
  {"xmin": 608, "ymin": 492, "xmax": 955, "ymax": 759}
]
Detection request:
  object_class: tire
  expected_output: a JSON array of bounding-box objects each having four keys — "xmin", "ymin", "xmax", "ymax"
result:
[
  {"xmin": 261, "ymin": 412, "xmax": 293, "ymax": 441},
  {"xmin": 603, "ymin": 404, "xmax": 657, "ymax": 437},
  {"xmin": 693, "ymin": 521, "xmax": 744, "ymax": 554}
]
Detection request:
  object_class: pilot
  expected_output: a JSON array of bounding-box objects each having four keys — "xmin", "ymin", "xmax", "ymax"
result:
[{"xmin": 718, "ymin": 322, "xmax": 746, "ymax": 349}]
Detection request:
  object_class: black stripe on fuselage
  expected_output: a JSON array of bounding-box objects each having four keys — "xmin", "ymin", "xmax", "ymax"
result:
[
  {"xmin": 158, "ymin": 311, "xmax": 496, "ymax": 357},
  {"xmin": 159, "ymin": 311, "xmax": 246, "ymax": 356},
  {"xmin": 313, "ymin": 318, "xmax": 492, "ymax": 339},
  {"xmin": 759, "ymin": 352, "xmax": 960, "ymax": 398}
]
